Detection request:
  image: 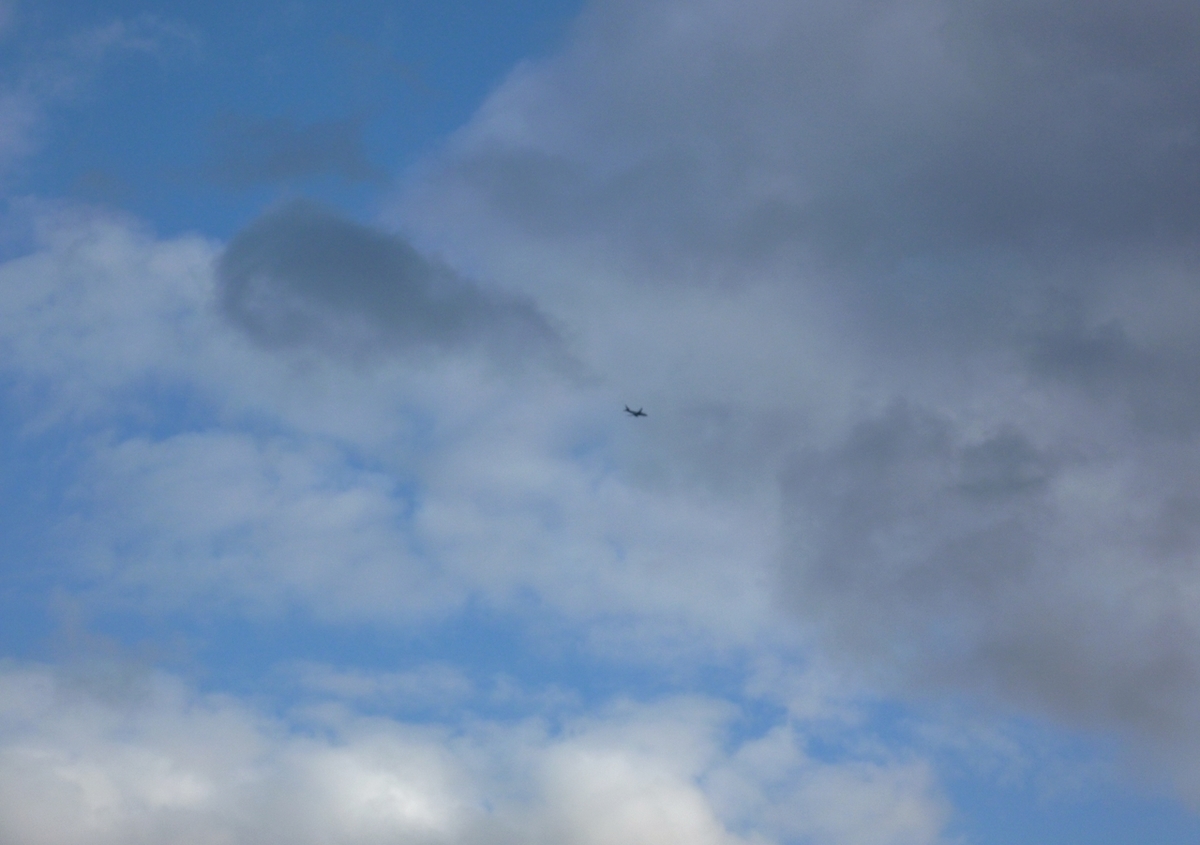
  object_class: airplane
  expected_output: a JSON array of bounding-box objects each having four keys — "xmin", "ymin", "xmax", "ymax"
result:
[{"xmin": 624, "ymin": 405, "xmax": 647, "ymax": 417}]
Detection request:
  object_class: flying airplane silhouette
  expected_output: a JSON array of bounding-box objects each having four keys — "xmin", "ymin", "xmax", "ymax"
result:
[{"xmin": 624, "ymin": 405, "xmax": 647, "ymax": 417}]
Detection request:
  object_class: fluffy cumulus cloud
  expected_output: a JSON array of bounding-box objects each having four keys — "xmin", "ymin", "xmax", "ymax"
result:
[
  {"xmin": 395, "ymin": 0, "xmax": 1200, "ymax": 799},
  {"xmin": 0, "ymin": 663, "xmax": 946, "ymax": 845}
]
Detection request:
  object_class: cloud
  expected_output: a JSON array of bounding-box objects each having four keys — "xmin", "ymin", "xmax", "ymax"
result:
[
  {"xmin": 77, "ymin": 430, "xmax": 451, "ymax": 621},
  {"xmin": 780, "ymin": 401, "xmax": 1200, "ymax": 735},
  {"xmin": 0, "ymin": 204, "xmax": 776, "ymax": 648},
  {"xmin": 707, "ymin": 723, "xmax": 947, "ymax": 845},
  {"xmin": 392, "ymin": 0, "xmax": 1200, "ymax": 801},
  {"xmin": 218, "ymin": 200, "xmax": 566, "ymax": 368},
  {"xmin": 0, "ymin": 662, "xmax": 949, "ymax": 845},
  {"xmin": 68, "ymin": 392, "xmax": 780, "ymax": 640},
  {"xmin": 397, "ymin": 0, "xmax": 1200, "ymax": 323},
  {"xmin": 0, "ymin": 88, "xmax": 40, "ymax": 178},
  {"xmin": 7, "ymin": 0, "xmax": 1200, "ymax": 826},
  {"xmin": 0, "ymin": 203, "xmax": 218, "ymax": 423},
  {"xmin": 284, "ymin": 661, "xmax": 474, "ymax": 709},
  {"xmin": 0, "ymin": 662, "xmax": 475, "ymax": 845},
  {"xmin": 204, "ymin": 115, "xmax": 386, "ymax": 188}
]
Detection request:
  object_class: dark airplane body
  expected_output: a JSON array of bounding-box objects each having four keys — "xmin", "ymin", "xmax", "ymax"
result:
[{"xmin": 624, "ymin": 406, "xmax": 647, "ymax": 417}]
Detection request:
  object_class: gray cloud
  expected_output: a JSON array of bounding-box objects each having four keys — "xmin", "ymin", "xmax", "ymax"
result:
[
  {"xmin": 397, "ymin": 0, "xmax": 1200, "ymax": 789},
  {"xmin": 781, "ymin": 402, "xmax": 1200, "ymax": 734},
  {"xmin": 205, "ymin": 115, "xmax": 386, "ymax": 188},
  {"xmin": 1028, "ymin": 319, "xmax": 1200, "ymax": 437},
  {"xmin": 415, "ymin": 0, "xmax": 1200, "ymax": 313},
  {"xmin": 218, "ymin": 199, "xmax": 564, "ymax": 366}
]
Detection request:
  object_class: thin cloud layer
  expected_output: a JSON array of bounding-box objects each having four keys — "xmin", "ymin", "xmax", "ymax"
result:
[
  {"xmin": 205, "ymin": 115, "xmax": 386, "ymax": 188},
  {"xmin": 396, "ymin": 0, "xmax": 1200, "ymax": 799}
]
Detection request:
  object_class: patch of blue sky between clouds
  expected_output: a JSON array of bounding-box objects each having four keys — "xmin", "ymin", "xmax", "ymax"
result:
[{"xmin": 7, "ymin": 0, "xmax": 586, "ymax": 239}]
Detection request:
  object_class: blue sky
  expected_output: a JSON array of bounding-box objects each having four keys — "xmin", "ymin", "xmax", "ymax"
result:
[{"xmin": 3, "ymin": 1, "xmax": 1200, "ymax": 843}]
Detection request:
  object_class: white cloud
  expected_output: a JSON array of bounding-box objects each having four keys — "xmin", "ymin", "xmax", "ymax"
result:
[
  {"xmin": 0, "ymin": 662, "xmax": 949, "ymax": 845},
  {"xmin": 0, "ymin": 205, "xmax": 218, "ymax": 423},
  {"xmin": 0, "ymin": 202, "xmax": 781, "ymax": 654},
  {"xmin": 78, "ymin": 430, "xmax": 449, "ymax": 620},
  {"xmin": 708, "ymin": 724, "xmax": 946, "ymax": 845}
]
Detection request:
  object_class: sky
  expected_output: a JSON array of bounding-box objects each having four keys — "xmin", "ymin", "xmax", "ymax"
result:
[{"xmin": 1, "ymin": 0, "xmax": 1200, "ymax": 842}]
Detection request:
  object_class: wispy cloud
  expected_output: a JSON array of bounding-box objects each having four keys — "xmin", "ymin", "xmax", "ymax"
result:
[
  {"xmin": 0, "ymin": 14, "xmax": 196, "ymax": 184},
  {"xmin": 204, "ymin": 115, "xmax": 387, "ymax": 188}
]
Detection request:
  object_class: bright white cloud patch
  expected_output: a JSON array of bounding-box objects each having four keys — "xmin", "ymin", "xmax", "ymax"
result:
[{"xmin": 0, "ymin": 663, "xmax": 946, "ymax": 845}]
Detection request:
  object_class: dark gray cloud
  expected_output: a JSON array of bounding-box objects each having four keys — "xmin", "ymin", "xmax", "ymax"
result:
[
  {"xmin": 218, "ymin": 199, "xmax": 563, "ymax": 366},
  {"xmin": 781, "ymin": 402, "xmax": 1200, "ymax": 735},
  {"xmin": 1028, "ymin": 320, "xmax": 1200, "ymax": 437},
  {"xmin": 423, "ymin": 0, "xmax": 1200, "ymax": 317},
  {"xmin": 407, "ymin": 0, "xmax": 1200, "ymax": 418},
  {"xmin": 205, "ymin": 115, "xmax": 385, "ymax": 188}
]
